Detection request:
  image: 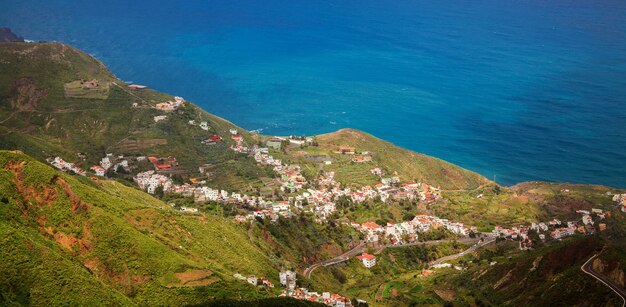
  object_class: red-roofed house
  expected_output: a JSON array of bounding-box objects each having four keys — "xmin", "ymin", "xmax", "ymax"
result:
[
  {"xmin": 356, "ymin": 253, "xmax": 377, "ymax": 268},
  {"xmin": 90, "ymin": 165, "xmax": 106, "ymax": 176},
  {"xmin": 208, "ymin": 135, "xmax": 222, "ymax": 142},
  {"xmin": 362, "ymin": 221, "xmax": 380, "ymax": 230}
]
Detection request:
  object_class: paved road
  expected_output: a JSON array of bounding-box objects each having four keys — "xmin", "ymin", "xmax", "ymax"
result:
[
  {"xmin": 382, "ymin": 237, "xmax": 482, "ymax": 250},
  {"xmin": 581, "ymin": 252, "xmax": 626, "ymax": 307},
  {"xmin": 304, "ymin": 236, "xmax": 493, "ymax": 278},
  {"xmin": 429, "ymin": 238, "xmax": 496, "ymax": 267},
  {"xmin": 304, "ymin": 241, "xmax": 366, "ymax": 278}
]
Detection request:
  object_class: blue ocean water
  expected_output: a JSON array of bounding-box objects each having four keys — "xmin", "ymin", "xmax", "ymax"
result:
[{"xmin": 2, "ymin": 0, "xmax": 626, "ymax": 188}]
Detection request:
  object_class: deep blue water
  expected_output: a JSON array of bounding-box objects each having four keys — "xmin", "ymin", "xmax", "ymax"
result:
[{"xmin": 2, "ymin": 0, "xmax": 626, "ymax": 188}]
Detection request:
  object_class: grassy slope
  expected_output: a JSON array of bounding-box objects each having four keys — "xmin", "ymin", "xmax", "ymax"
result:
[
  {"xmin": 308, "ymin": 242, "xmax": 468, "ymax": 307},
  {"xmin": 275, "ymin": 128, "xmax": 489, "ymax": 190},
  {"xmin": 445, "ymin": 236, "xmax": 622, "ymax": 306},
  {"xmin": 0, "ymin": 150, "xmax": 278, "ymax": 305},
  {"xmin": 0, "ymin": 42, "xmax": 268, "ymax": 192},
  {"xmin": 307, "ymin": 181, "xmax": 626, "ymax": 306}
]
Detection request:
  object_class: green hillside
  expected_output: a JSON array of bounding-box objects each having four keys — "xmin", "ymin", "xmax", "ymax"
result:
[
  {"xmin": 271, "ymin": 128, "xmax": 489, "ymax": 190},
  {"xmin": 0, "ymin": 150, "xmax": 278, "ymax": 305},
  {"xmin": 2, "ymin": 40, "xmax": 626, "ymax": 307},
  {"xmin": 0, "ymin": 42, "xmax": 267, "ymax": 192}
]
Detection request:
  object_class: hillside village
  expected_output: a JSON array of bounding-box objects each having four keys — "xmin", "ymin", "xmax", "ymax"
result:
[
  {"xmin": 36, "ymin": 87, "xmax": 626, "ymax": 306},
  {"xmin": 44, "ymin": 90, "xmax": 626, "ymax": 256},
  {"xmin": 25, "ymin": 73, "xmax": 626, "ymax": 306},
  {"xmin": 45, "ymin": 106, "xmax": 626, "ymax": 255},
  {"xmin": 232, "ymin": 270, "xmax": 353, "ymax": 306},
  {"xmin": 3, "ymin": 40, "xmax": 626, "ymax": 307}
]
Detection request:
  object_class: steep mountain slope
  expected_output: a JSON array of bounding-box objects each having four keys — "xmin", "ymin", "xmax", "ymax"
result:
[
  {"xmin": 2, "ymin": 40, "xmax": 625, "ymax": 307},
  {"xmin": 0, "ymin": 42, "xmax": 267, "ymax": 192},
  {"xmin": 0, "ymin": 150, "xmax": 278, "ymax": 305},
  {"xmin": 445, "ymin": 236, "xmax": 625, "ymax": 306}
]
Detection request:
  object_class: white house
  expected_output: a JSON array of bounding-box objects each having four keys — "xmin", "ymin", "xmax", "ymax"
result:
[
  {"xmin": 153, "ymin": 115, "xmax": 168, "ymax": 122},
  {"xmin": 246, "ymin": 275, "xmax": 258, "ymax": 286},
  {"xmin": 90, "ymin": 165, "xmax": 106, "ymax": 176},
  {"xmin": 356, "ymin": 253, "xmax": 376, "ymax": 268},
  {"xmin": 279, "ymin": 270, "xmax": 297, "ymax": 290}
]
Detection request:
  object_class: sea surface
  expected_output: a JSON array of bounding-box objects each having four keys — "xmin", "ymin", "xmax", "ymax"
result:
[{"xmin": 2, "ymin": 0, "xmax": 626, "ymax": 188}]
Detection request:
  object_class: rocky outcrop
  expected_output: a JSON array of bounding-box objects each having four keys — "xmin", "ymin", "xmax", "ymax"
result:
[
  {"xmin": 8, "ymin": 77, "xmax": 47, "ymax": 111},
  {"xmin": 0, "ymin": 27, "xmax": 24, "ymax": 42},
  {"xmin": 593, "ymin": 257, "xmax": 626, "ymax": 288}
]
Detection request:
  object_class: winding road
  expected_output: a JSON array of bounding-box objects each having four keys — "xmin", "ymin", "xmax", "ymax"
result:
[
  {"xmin": 304, "ymin": 235, "xmax": 495, "ymax": 278},
  {"xmin": 429, "ymin": 238, "xmax": 495, "ymax": 267},
  {"xmin": 304, "ymin": 241, "xmax": 366, "ymax": 278},
  {"xmin": 581, "ymin": 252, "xmax": 626, "ymax": 307},
  {"xmin": 377, "ymin": 237, "xmax": 483, "ymax": 254}
]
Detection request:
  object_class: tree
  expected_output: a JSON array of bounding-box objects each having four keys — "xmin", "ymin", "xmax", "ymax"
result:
[
  {"xmin": 154, "ymin": 186, "xmax": 164, "ymax": 198},
  {"xmin": 493, "ymin": 185, "xmax": 501, "ymax": 195}
]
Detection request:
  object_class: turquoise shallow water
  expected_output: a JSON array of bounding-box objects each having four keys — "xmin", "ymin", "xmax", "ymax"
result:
[{"xmin": 2, "ymin": 0, "xmax": 626, "ymax": 187}]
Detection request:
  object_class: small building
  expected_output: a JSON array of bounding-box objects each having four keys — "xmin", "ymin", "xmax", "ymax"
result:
[
  {"xmin": 356, "ymin": 253, "xmax": 376, "ymax": 268},
  {"xmin": 90, "ymin": 165, "xmax": 106, "ymax": 176},
  {"xmin": 204, "ymin": 135, "xmax": 222, "ymax": 144},
  {"xmin": 337, "ymin": 146, "xmax": 356, "ymax": 155},
  {"xmin": 279, "ymin": 270, "xmax": 297, "ymax": 290},
  {"xmin": 246, "ymin": 275, "xmax": 258, "ymax": 286},
  {"xmin": 128, "ymin": 84, "xmax": 147, "ymax": 90},
  {"xmin": 352, "ymin": 155, "xmax": 372, "ymax": 163},
  {"xmin": 154, "ymin": 115, "xmax": 168, "ymax": 122},
  {"xmin": 266, "ymin": 138, "xmax": 283, "ymax": 150}
]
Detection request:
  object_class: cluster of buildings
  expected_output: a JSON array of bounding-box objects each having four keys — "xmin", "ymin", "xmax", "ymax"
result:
[
  {"xmin": 205, "ymin": 137, "xmax": 441, "ymax": 224},
  {"xmin": 232, "ymin": 270, "xmax": 353, "ymax": 306},
  {"xmin": 279, "ymin": 270, "xmax": 297, "ymax": 290},
  {"xmin": 230, "ymin": 130, "xmax": 249, "ymax": 153},
  {"xmin": 233, "ymin": 273, "xmax": 274, "ymax": 288},
  {"xmin": 147, "ymin": 156, "xmax": 177, "ymax": 171},
  {"xmin": 613, "ymin": 193, "xmax": 626, "ymax": 212},
  {"xmin": 493, "ymin": 207, "xmax": 609, "ymax": 249},
  {"xmin": 352, "ymin": 215, "xmax": 472, "ymax": 245},
  {"xmin": 187, "ymin": 120, "xmax": 211, "ymax": 132},
  {"xmin": 91, "ymin": 154, "xmax": 131, "ymax": 176},
  {"xmin": 281, "ymin": 289, "xmax": 351, "ymax": 307},
  {"xmin": 47, "ymin": 157, "xmax": 86, "ymax": 176},
  {"xmin": 251, "ymin": 145, "xmax": 307, "ymax": 192},
  {"xmin": 278, "ymin": 269, "xmax": 351, "ymax": 307},
  {"xmin": 49, "ymin": 153, "xmax": 144, "ymax": 178},
  {"xmin": 134, "ymin": 170, "xmax": 172, "ymax": 194},
  {"xmin": 155, "ymin": 96, "xmax": 185, "ymax": 112}
]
